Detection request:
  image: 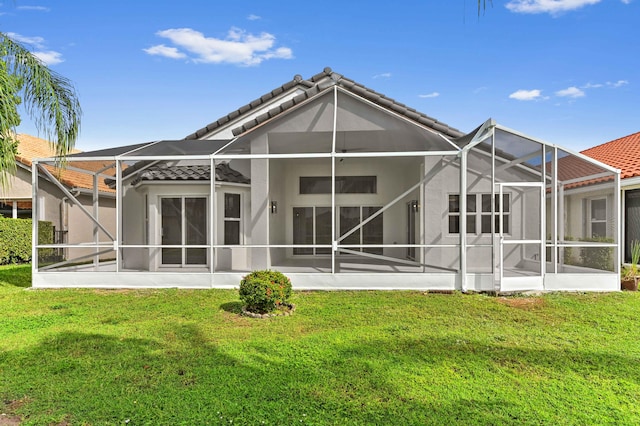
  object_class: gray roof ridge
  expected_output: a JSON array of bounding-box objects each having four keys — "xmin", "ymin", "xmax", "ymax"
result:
[{"xmin": 185, "ymin": 66, "xmax": 464, "ymax": 141}]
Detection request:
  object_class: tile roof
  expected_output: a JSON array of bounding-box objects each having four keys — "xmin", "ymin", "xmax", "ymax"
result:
[
  {"xmin": 184, "ymin": 67, "xmax": 465, "ymax": 141},
  {"xmin": 130, "ymin": 163, "xmax": 250, "ymax": 186},
  {"xmin": 551, "ymin": 154, "xmax": 614, "ymax": 189},
  {"xmin": 581, "ymin": 131, "xmax": 640, "ymax": 180},
  {"xmin": 15, "ymin": 134, "xmax": 116, "ymax": 194}
]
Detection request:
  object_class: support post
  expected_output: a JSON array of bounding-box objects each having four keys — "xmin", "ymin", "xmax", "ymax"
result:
[
  {"xmin": 31, "ymin": 161, "xmax": 39, "ymax": 275},
  {"xmin": 460, "ymin": 151, "xmax": 467, "ymax": 292}
]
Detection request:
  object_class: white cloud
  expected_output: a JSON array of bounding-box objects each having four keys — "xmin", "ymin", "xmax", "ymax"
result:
[
  {"xmin": 6, "ymin": 32, "xmax": 64, "ymax": 65},
  {"xmin": 145, "ymin": 27, "xmax": 293, "ymax": 66},
  {"xmin": 556, "ymin": 86, "xmax": 585, "ymax": 98},
  {"xmin": 419, "ymin": 92, "xmax": 440, "ymax": 98},
  {"xmin": 6, "ymin": 32, "xmax": 45, "ymax": 48},
  {"xmin": 608, "ymin": 79, "xmax": 628, "ymax": 88},
  {"xmin": 33, "ymin": 50, "xmax": 63, "ymax": 65},
  {"xmin": 247, "ymin": 14, "xmax": 261, "ymax": 20},
  {"xmin": 373, "ymin": 72, "xmax": 391, "ymax": 79},
  {"xmin": 17, "ymin": 5, "xmax": 50, "ymax": 11},
  {"xmin": 506, "ymin": 0, "xmax": 601, "ymax": 15},
  {"xmin": 509, "ymin": 89, "xmax": 545, "ymax": 101},
  {"xmin": 143, "ymin": 44, "xmax": 187, "ymax": 59},
  {"xmin": 581, "ymin": 80, "xmax": 629, "ymax": 90}
]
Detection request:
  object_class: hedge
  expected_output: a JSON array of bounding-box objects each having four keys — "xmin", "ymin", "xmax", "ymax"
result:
[{"xmin": 0, "ymin": 218, "xmax": 53, "ymax": 264}]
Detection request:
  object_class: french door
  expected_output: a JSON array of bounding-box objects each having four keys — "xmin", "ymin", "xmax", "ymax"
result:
[{"xmin": 161, "ymin": 197, "xmax": 207, "ymax": 266}]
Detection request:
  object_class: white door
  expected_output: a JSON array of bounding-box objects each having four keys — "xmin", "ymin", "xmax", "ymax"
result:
[{"xmin": 498, "ymin": 183, "xmax": 544, "ymax": 291}]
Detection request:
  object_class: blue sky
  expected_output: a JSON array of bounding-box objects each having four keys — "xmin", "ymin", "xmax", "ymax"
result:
[{"xmin": 2, "ymin": 0, "xmax": 638, "ymax": 152}]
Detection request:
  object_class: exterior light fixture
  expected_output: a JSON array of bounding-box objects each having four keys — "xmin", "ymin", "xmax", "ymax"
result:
[{"xmin": 270, "ymin": 201, "xmax": 278, "ymax": 214}]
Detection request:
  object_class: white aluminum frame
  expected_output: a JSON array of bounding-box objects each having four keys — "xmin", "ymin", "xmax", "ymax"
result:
[{"xmin": 30, "ymin": 95, "xmax": 621, "ymax": 292}]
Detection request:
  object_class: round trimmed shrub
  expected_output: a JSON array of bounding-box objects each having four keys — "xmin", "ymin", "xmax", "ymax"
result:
[{"xmin": 239, "ymin": 270, "xmax": 292, "ymax": 314}]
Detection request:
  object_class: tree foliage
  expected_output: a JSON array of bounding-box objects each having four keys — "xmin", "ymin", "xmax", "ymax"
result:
[
  {"xmin": 0, "ymin": 33, "xmax": 81, "ymax": 187},
  {"xmin": 478, "ymin": 0, "xmax": 492, "ymax": 15}
]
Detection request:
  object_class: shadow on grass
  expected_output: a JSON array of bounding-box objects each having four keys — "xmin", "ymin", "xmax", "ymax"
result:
[
  {"xmin": 219, "ymin": 301, "xmax": 243, "ymax": 314},
  {"xmin": 0, "ymin": 264, "xmax": 31, "ymax": 288},
  {"xmin": 1, "ymin": 322, "xmax": 639, "ymax": 424}
]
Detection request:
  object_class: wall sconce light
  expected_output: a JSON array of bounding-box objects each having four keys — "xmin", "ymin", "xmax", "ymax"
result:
[{"xmin": 270, "ymin": 201, "xmax": 278, "ymax": 214}]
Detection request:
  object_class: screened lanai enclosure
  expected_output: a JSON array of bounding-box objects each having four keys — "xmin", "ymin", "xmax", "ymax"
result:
[{"xmin": 31, "ymin": 79, "xmax": 620, "ymax": 291}]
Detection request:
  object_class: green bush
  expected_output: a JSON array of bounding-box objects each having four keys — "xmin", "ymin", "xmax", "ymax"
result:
[
  {"xmin": 580, "ymin": 237, "xmax": 614, "ymax": 272},
  {"xmin": 0, "ymin": 218, "xmax": 53, "ymax": 264},
  {"xmin": 239, "ymin": 270, "xmax": 292, "ymax": 314}
]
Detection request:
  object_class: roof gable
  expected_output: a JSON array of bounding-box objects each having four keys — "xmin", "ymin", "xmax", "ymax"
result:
[
  {"xmin": 581, "ymin": 131, "xmax": 640, "ymax": 180},
  {"xmin": 185, "ymin": 67, "xmax": 464, "ymax": 141}
]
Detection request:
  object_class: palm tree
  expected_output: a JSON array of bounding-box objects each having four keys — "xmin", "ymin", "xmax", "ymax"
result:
[
  {"xmin": 0, "ymin": 32, "xmax": 81, "ymax": 187},
  {"xmin": 478, "ymin": 0, "xmax": 491, "ymax": 14}
]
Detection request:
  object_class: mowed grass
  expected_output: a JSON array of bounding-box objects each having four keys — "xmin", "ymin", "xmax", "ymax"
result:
[{"xmin": 1, "ymin": 264, "xmax": 640, "ymax": 425}]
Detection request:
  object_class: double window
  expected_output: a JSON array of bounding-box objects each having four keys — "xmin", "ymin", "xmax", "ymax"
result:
[{"xmin": 448, "ymin": 193, "xmax": 510, "ymax": 234}]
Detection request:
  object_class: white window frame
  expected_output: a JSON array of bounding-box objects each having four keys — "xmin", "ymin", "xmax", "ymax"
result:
[
  {"xmin": 588, "ymin": 197, "xmax": 607, "ymax": 238},
  {"xmin": 448, "ymin": 193, "xmax": 511, "ymax": 235},
  {"xmin": 224, "ymin": 192, "xmax": 242, "ymax": 245}
]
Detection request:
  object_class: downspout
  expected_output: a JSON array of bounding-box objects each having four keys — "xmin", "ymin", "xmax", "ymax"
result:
[{"xmin": 60, "ymin": 189, "xmax": 81, "ymax": 260}]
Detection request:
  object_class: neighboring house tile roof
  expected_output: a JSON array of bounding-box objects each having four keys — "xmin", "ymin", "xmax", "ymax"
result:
[
  {"xmin": 581, "ymin": 131, "xmax": 640, "ymax": 180},
  {"xmin": 130, "ymin": 163, "xmax": 250, "ymax": 186},
  {"xmin": 551, "ymin": 154, "xmax": 614, "ymax": 190},
  {"xmin": 184, "ymin": 67, "xmax": 465, "ymax": 141},
  {"xmin": 15, "ymin": 134, "xmax": 116, "ymax": 194}
]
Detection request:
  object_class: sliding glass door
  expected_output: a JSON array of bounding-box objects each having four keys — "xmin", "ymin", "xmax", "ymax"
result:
[{"xmin": 161, "ymin": 197, "xmax": 207, "ymax": 266}]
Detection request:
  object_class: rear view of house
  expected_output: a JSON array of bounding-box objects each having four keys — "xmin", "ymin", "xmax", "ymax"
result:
[{"xmin": 31, "ymin": 68, "xmax": 621, "ymax": 291}]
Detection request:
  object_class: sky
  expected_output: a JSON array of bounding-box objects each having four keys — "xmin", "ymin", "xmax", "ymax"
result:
[{"xmin": 2, "ymin": 0, "xmax": 638, "ymax": 153}]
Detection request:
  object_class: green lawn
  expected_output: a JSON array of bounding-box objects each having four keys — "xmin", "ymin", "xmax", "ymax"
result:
[{"xmin": 1, "ymin": 264, "xmax": 639, "ymax": 425}]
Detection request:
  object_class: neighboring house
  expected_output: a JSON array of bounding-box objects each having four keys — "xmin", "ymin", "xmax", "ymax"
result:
[
  {"xmin": 1, "ymin": 134, "xmax": 117, "ymax": 260},
  {"xmin": 31, "ymin": 67, "xmax": 620, "ymax": 291},
  {"xmin": 582, "ymin": 131, "xmax": 640, "ymax": 262}
]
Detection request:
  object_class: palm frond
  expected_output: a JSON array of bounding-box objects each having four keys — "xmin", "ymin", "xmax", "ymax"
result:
[{"xmin": 0, "ymin": 33, "xmax": 81, "ymax": 173}]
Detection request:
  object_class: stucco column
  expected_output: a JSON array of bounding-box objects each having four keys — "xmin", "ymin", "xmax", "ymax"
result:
[{"xmin": 250, "ymin": 134, "xmax": 270, "ymax": 269}]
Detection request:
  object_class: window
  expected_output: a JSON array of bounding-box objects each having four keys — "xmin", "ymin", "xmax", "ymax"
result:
[
  {"xmin": 481, "ymin": 194, "xmax": 510, "ymax": 234},
  {"xmin": 299, "ymin": 176, "xmax": 377, "ymax": 194},
  {"xmin": 224, "ymin": 193, "xmax": 241, "ymax": 245},
  {"xmin": 448, "ymin": 194, "xmax": 477, "ymax": 234},
  {"xmin": 590, "ymin": 198, "xmax": 607, "ymax": 238},
  {"xmin": 449, "ymin": 193, "xmax": 510, "ymax": 234}
]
